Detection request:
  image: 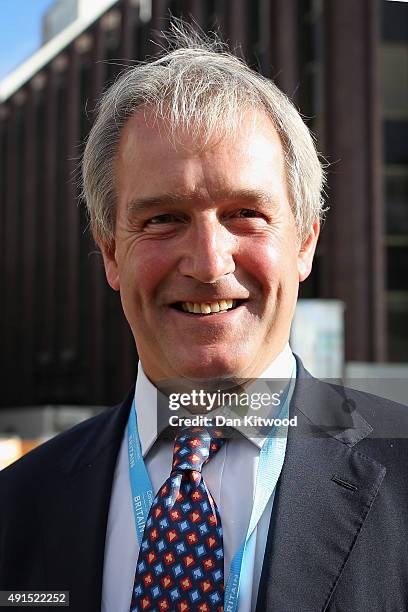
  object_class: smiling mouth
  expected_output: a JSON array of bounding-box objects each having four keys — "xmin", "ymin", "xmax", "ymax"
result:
[{"xmin": 170, "ymin": 299, "xmax": 246, "ymax": 315}]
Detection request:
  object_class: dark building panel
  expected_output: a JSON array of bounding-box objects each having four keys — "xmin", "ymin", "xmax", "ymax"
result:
[
  {"xmin": 21, "ymin": 89, "xmax": 38, "ymax": 405},
  {"xmin": 3, "ymin": 107, "xmax": 22, "ymax": 404},
  {"xmin": 0, "ymin": 0, "xmax": 391, "ymax": 406},
  {"xmin": 321, "ymin": 0, "xmax": 385, "ymax": 361}
]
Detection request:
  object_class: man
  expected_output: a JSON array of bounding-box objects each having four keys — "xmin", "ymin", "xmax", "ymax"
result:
[{"xmin": 1, "ymin": 24, "xmax": 408, "ymax": 612}]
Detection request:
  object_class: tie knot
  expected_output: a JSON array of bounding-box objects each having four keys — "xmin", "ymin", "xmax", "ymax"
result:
[{"xmin": 171, "ymin": 426, "xmax": 225, "ymax": 474}]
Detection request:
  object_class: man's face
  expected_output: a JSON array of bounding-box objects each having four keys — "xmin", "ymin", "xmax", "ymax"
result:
[{"xmin": 101, "ymin": 108, "xmax": 319, "ymax": 383}]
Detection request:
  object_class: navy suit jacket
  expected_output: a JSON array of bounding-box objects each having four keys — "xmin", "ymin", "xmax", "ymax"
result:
[{"xmin": 1, "ymin": 358, "xmax": 408, "ymax": 611}]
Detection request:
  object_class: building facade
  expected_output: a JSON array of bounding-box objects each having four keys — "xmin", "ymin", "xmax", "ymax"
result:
[{"xmin": 0, "ymin": 0, "xmax": 407, "ymax": 408}]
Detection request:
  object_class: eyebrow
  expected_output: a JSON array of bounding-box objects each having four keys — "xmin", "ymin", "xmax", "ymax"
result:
[{"xmin": 126, "ymin": 188, "xmax": 275, "ymax": 215}]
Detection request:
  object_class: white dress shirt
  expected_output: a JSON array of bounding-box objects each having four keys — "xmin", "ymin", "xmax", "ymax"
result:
[{"xmin": 102, "ymin": 345, "xmax": 296, "ymax": 612}]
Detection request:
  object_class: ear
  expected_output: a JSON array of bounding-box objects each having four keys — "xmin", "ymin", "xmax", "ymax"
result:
[
  {"xmin": 98, "ymin": 240, "xmax": 120, "ymax": 291},
  {"xmin": 297, "ymin": 219, "xmax": 320, "ymax": 282}
]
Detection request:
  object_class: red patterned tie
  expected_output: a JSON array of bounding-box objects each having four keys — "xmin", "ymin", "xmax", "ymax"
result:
[{"xmin": 129, "ymin": 426, "xmax": 225, "ymax": 612}]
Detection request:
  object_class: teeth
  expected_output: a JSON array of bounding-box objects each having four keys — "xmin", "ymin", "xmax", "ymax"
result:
[{"xmin": 181, "ymin": 300, "xmax": 239, "ymax": 315}]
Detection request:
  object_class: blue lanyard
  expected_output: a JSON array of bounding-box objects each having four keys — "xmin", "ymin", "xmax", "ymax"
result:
[
  {"xmin": 127, "ymin": 373, "xmax": 295, "ymax": 611},
  {"xmin": 127, "ymin": 408, "xmax": 155, "ymax": 542},
  {"xmin": 222, "ymin": 380, "xmax": 292, "ymax": 611}
]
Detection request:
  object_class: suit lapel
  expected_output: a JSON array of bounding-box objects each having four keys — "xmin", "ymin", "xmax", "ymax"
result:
[
  {"xmin": 39, "ymin": 388, "xmax": 134, "ymax": 611},
  {"xmin": 256, "ymin": 361, "xmax": 386, "ymax": 611}
]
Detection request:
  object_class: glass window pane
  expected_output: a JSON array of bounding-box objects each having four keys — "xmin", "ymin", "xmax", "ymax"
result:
[
  {"xmin": 381, "ymin": 45, "xmax": 408, "ymax": 118},
  {"xmin": 385, "ymin": 171, "xmax": 408, "ymax": 235},
  {"xmin": 387, "ymin": 247, "xmax": 408, "ymax": 290},
  {"xmin": 387, "ymin": 297, "xmax": 408, "ymax": 362},
  {"xmin": 382, "ymin": 0, "xmax": 408, "ymax": 43},
  {"xmin": 384, "ymin": 121, "xmax": 408, "ymax": 163}
]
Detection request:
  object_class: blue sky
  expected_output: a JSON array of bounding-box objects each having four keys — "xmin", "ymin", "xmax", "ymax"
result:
[{"xmin": 0, "ymin": 0, "xmax": 55, "ymax": 81}]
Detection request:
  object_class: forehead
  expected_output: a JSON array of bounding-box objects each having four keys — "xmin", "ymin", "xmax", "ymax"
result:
[{"xmin": 114, "ymin": 106, "xmax": 288, "ymax": 203}]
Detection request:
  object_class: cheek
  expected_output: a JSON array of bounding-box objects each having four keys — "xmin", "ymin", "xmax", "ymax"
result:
[
  {"xmin": 119, "ymin": 242, "xmax": 175, "ymax": 304},
  {"xmin": 238, "ymin": 237, "xmax": 297, "ymax": 292}
]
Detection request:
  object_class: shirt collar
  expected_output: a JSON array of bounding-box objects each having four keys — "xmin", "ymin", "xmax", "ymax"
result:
[{"xmin": 134, "ymin": 344, "xmax": 296, "ymax": 457}]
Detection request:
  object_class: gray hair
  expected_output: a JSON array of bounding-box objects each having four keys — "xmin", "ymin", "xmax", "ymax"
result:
[{"xmin": 82, "ymin": 22, "xmax": 326, "ymax": 248}]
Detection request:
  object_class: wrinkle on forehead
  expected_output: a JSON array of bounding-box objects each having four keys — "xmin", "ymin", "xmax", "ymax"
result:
[
  {"xmin": 114, "ymin": 105, "xmax": 292, "ymax": 233},
  {"xmin": 120, "ymin": 103, "xmax": 280, "ymax": 157}
]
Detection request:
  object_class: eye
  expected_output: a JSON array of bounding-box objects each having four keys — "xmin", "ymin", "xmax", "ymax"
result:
[
  {"xmin": 145, "ymin": 214, "xmax": 180, "ymax": 225},
  {"xmin": 236, "ymin": 209, "xmax": 262, "ymax": 218}
]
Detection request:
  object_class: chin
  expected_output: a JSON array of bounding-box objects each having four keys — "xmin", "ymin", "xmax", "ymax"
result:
[{"xmin": 172, "ymin": 351, "xmax": 249, "ymax": 382}]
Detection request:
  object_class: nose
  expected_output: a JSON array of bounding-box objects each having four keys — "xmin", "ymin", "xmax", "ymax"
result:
[{"xmin": 177, "ymin": 214, "xmax": 236, "ymax": 283}]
